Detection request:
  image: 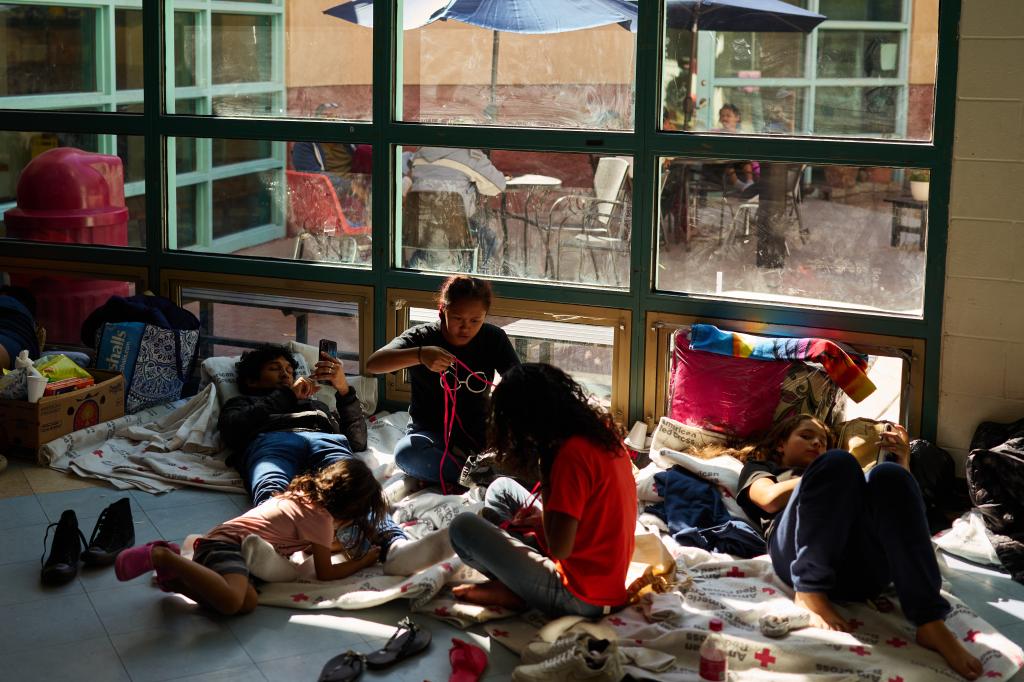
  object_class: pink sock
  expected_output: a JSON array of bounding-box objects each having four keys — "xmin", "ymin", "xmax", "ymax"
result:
[
  {"xmin": 449, "ymin": 638, "xmax": 487, "ymax": 682},
  {"xmin": 115, "ymin": 540, "xmax": 180, "ymax": 583}
]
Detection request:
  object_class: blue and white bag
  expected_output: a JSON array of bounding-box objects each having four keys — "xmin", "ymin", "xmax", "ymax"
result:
[{"xmin": 95, "ymin": 321, "xmax": 199, "ymax": 413}]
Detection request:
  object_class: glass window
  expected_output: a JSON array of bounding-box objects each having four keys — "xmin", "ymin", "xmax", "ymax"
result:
[
  {"xmin": 115, "ymin": 9, "xmax": 144, "ymax": 92},
  {"xmin": 814, "ymin": 85, "xmax": 899, "ymax": 137},
  {"xmin": 179, "ymin": 286, "xmax": 363, "ymax": 364},
  {"xmin": 409, "ymin": 307, "xmax": 616, "ymax": 408},
  {"xmin": 397, "ymin": 146, "xmax": 633, "ymax": 288},
  {"xmin": 656, "ymin": 158, "xmax": 930, "ymax": 317},
  {"xmin": 399, "ymin": 9, "xmax": 636, "ymax": 129},
  {"xmin": 0, "ymin": 4, "xmax": 97, "ymax": 102},
  {"xmin": 212, "ymin": 14, "xmax": 273, "ymax": 84},
  {"xmin": 168, "ymin": 1, "xmax": 373, "ymax": 120},
  {"xmin": 0, "ymin": 130, "xmax": 145, "ymax": 248},
  {"xmin": 168, "ymin": 136, "xmax": 372, "ymax": 263},
  {"xmin": 662, "ymin": 0, "xmax": 936, "ymax": 140},
  {"xmin": 1, "ymin": 269, "xmax": 137, "ymax": 347},
  {"xmin": 817, "ymin": 30, "xmax": 901, "ymax": 79}
]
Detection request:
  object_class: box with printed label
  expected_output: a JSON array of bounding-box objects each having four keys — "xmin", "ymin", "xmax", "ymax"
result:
[{"xmin": 0, "ymin": 370, "xmax": 124, "ymax": 463}]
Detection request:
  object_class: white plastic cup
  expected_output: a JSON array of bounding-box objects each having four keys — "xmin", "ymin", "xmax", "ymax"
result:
[
  {"xmin": 27, "ymin": 376, "xmax": 47, "ymax": 404},
  {"xmin": 625, "ymin": 421, "xmax": 648, "ymax": 450}
]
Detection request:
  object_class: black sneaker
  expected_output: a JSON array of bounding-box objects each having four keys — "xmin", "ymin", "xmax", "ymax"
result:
[
  {"xmin": 82, "ymin": 497, "xmax": 135, "ymax": 567},
  {"xmin": 41, "ymin": 509, "xmax": 87, "ymax": 586}
]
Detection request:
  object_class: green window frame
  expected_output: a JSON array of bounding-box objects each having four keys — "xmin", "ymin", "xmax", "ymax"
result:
[{"xmin": 0, "ymin": 0, "xmax": 961, "ymax": 439}]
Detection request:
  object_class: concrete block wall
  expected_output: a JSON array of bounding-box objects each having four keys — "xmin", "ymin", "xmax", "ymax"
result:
[{"xmin": 939, "ymin": 0, "xmax": 1024, "ymax": 469}]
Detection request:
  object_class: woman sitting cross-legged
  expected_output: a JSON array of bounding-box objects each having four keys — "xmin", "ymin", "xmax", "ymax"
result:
[
  {"xmin": 733, "ymin": 413, "xmax": 982, "ymax": 680},
  {"xmin": 448, "ymin": 363, "xmax": 637, "ymax": 617}
]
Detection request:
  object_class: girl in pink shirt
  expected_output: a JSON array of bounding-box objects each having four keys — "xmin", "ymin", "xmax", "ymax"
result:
[{"xmin": 115, "ymin": 459, "xmax": 386, "ymax": 616}]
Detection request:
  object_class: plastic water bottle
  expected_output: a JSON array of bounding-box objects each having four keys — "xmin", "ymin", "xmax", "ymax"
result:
[{"xmin": 699, "ymin": 618, "xmax": 727, "ymax": 681}]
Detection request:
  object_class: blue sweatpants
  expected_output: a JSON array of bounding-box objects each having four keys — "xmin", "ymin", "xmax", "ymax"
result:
[
  {"xmin": 769, "ymin": 449, "xmax": 950, "ymax": 626},
  {"xmin": 241, "ymin": 431, "xmax": 406, "ymax": 549}
]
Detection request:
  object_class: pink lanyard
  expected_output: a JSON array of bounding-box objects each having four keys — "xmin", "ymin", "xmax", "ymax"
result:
[{"xmin": 438, "ymin": 357, "xmax": 495, "ymax": 494}]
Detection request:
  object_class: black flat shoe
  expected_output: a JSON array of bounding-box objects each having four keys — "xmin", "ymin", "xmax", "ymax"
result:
[
  {"xmin": 41, "ymin": 509, "xmax": 87, "ymax": 586},
  {"xmin": 82, "ymin": 497, "xmax": 135, "ymax": 567},
  {"xmin": 364, "ymin": 617, "xmax": 431, "ymax": 670}
]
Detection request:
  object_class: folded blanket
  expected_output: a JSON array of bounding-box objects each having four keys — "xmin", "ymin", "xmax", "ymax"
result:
[{"xmin": 690, "ymin": 323, "xmax": 876, "ymax": 402}]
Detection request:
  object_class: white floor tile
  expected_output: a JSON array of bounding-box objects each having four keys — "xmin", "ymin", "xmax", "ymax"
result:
[{"xmin": 0, "ymin": 635, "xmax": 130, "ymax": 681}]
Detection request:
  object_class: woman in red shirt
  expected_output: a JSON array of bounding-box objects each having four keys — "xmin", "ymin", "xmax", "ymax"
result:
[{"xmin": 449, "ymin": 363, "xmax": 637, "ymax": 616}]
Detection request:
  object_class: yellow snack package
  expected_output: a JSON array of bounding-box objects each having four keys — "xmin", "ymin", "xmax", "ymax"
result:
[{"xmin": 33, "ymin": 354, "xmax": 93, "ymax": 381}]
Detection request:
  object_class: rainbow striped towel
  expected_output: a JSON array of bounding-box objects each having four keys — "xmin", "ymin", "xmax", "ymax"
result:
[{"xmin": 689, "ymin": 324, "xmax": 876, "ymax": 403}]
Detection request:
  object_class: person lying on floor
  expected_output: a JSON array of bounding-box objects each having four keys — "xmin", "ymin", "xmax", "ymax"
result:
[
  {"xmin": 727, "ymin": 413, "xmax": 982, "ymax": 680},
  {"xmin": 448, "ymin": 363, "xmax": 637, "ymax": 618},
  {"xmin": 115, "ymin": 459, "xmax": 386, "ymax": 614}
]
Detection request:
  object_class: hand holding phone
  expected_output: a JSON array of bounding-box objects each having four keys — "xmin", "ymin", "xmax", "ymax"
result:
[
  {"xmin": 877, "ymin": 423, "xmax": 899, "ymax": 465},
  {"xmin": 317, "ymin": 339, "xmax": 339, "ymax": 385}
]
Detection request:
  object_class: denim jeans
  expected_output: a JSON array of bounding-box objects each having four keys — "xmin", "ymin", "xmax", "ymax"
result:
[
  {"xmin": 769, "ymin": 449, "xmax": 950, "ymax": 625},
  {"xmin": 448, "ymin": 477, "xmax": 605, "ymax": 618},
  {"xmin": 241, "ymin": 431, "xmax": 405, "ymax": 550},
  {"xmin": 393, "ymin": 429, "xmax": 466, "ymax": 487}
]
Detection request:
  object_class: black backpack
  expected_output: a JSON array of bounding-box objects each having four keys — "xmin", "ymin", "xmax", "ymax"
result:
[
  {"xmin": 967, "ymin": 419, "xmax": 1024, "ymax": 537},
  {"xmin": 909, "ymin": 439, "xmax": 967, "ymax": 534}
]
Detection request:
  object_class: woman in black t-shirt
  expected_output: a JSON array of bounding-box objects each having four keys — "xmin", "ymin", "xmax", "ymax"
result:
[
  {"xmin": 366, "ymin": 276, "xmax": 519, "ymax": 489},
  {"xmin": 732, "ymin": 413, "xmax": 981, "ymax": 680}
]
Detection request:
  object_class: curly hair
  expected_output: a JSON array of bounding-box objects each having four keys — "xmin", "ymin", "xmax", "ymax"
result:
[
  {"xmin": 235, "ymin": 344, "xmax": 297, "ymax": 391},
  {"xmin": 693, "ymin": 413, "xmax": 833, "ymax": 465},
  {"xmin": 285, "ymin": 458, "xmax": 386, "ymax": 555},
  {"xmin": 488, "ymin": 363, "xmax": 624, "ymax": 487},
  {"xmin": 437, "ymin": 275, "xmax": 493, "ymax": 312}
]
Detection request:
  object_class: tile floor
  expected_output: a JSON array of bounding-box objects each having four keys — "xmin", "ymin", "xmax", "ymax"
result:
[{"xmin": 2, "ymin": 457, "xmax": 1024, "ymax": 681}]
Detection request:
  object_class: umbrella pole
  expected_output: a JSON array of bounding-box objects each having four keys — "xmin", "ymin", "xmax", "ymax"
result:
[{"xmin": 487, "ymin": 30, "xmax": 500, "ymax": 120}]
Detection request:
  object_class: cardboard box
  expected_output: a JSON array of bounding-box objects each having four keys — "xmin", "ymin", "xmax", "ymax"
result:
[{"xmin": 0, "ymin": 370, "xmax": 124, "ymax": 462}]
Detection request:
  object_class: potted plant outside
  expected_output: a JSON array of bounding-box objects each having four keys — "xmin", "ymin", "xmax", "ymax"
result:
[{"xmin": 909, "ymin": 170, "xmax": 930, "ymax": 202}]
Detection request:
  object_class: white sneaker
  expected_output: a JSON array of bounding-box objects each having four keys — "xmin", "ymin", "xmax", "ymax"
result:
[{"xmin": 512, "ymin": 636, "xmax": 623, "ymax": 682}]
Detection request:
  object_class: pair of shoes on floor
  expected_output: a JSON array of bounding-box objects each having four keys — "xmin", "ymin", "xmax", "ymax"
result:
[
  {"xmin": 41, "ymin": 497, "xmax": 135, "ymax": 586},
  {"xmin": 513, "ymin": 632, "xmax": 623, "ymax": 681},
  {"xmin": 318, "ymin": 617, "xmax": 432, "ymax": 681}
]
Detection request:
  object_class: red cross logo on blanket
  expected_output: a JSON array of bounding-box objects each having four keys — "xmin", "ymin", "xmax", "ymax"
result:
[
  {"xmin": 847, "ymin": 618, "xmax": 863, "ymax": 631},
  {"xmin": 441, "ymin": 562, "xmax": 453, "ymax": 572},
  {"xmin": 985, "ymin": 672, "xmax": 1003, "ymax": 678},
  {"xmin": 849, "ymin": 646, "xmax": 870, "ymax": 656},
  {"xmin": 754, "ymin": 648, "xmax": 776, "ymax": 667},
  {"xmin": 725, "ymin": 567, "xmax": 746, "ymax": 578},
  {"xmin": 761, "ymin": 587, "xmax": 776, "ymax": 596},
  {"xmin": 886, "ymin": 637, "xmax": 909, "ymax": 648},
  {"xmin": 608, "ymin": 617, "xmax": 625, "ymax": 626},
  {"xmin": 434, "ymin": 607, "xmax": 449, "ymax": 617},
  {"xmin": 92, "ymin": 450, "xmax": 104, "ymax": 457},
  {"xmin": 888, "ymin": 676, "xmax": 904, "ymax": 682},
  {"xmin": 491, "ymin": 629, "xmax": 509, "ymax": 638},
  {"xmin": 400, "ymin": 583, "xmax": 411, "ymax": 593},
  {"xmin": 290, "ymin": 593, "xmax": 309, "ymax": 602},
  {"xmin": 965, "ymin": 630, "xmax": 981, "ymax": 643}
]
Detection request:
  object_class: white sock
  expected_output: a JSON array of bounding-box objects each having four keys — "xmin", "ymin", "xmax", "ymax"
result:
[
  {"xmin": 242, "ymin": 534, "xmax": 300, "ymax": 582},
  {"xmin": 382, "ymin": 528, "xmax": 454, "ymax": 576},
  {"xmin": 384, "ymin": 474, "xmax": 423, "ymax": 507},
  {"xmin": 759, "ymin": 609, "xmax": 812, "ymax": 637}
]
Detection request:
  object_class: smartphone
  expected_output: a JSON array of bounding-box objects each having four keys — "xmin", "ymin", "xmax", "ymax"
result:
[
  {"xmin": 877, "ymin": 423, "xmax": 898, "ymax": 465},
  {"xmin": 318, "ymin": 339, "xmax": 338, "ymax": 385}
]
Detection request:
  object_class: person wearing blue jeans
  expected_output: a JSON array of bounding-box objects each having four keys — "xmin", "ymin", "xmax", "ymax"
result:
[
  {"xmin": 218, "ymin": 344, "xmax": 406, "ymax": 556},
  {"xmin": 736, "ymin": 414, "xmax": 982, "ymax": 680},
  {"xmin": 448, "ymin": 477, "xmax": 605, "ymax": 618}
]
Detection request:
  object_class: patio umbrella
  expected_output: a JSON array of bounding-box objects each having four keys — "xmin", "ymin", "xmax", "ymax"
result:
[
  {"xmin": 326, "ymin": 0, "xmax": 638, "ymax": 114},
  {"xmin": 665, "ymin": 0, "xmax": 826, "ymax": 127}
]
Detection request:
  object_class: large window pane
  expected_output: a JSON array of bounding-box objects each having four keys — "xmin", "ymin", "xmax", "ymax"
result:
[
  {"xmin": 400, "ymin": 14, "xmax": 636, "ymax": 129},
  {"xmin": 168, "ymin": 136, "xmax": 371, "ymax": 263},
  {"xmin": 662, "ymin": 0, "xmax": 937, "ymax": 140},
  {"xmin": 168, "ymin": 1, "xmax": 373, "ymax": 120},
  {"xmin": 397, "ymin": 146, "xmax": 633, "ymax": 289},
  {"xmin": 0, "ymin": 4, "xmax": 97, "ymax": 102},
  {"xmin": 656, "ymin": 158, "xmax": 929, "ymax": 316},
  {"xmin": 0, "ymin": 130, "xmax": 145, "ymax": 247}
]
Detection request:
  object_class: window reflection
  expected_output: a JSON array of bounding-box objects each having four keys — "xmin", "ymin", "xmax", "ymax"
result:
[{"xmin": 656, "ymin": 159, "xmax": 928, "ymax": 316}]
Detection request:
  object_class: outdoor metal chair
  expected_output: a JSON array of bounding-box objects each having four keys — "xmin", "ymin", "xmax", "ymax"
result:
[
  {"xmin": 402, "ymin": 190, "xmax": 479, "ymax": 273},
  {"xmin": 287, "ymin": 170, "xmax": 371, "ymax": 264}
]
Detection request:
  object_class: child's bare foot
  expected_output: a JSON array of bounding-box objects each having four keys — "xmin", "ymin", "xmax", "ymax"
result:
[
  {"xmin": 916, "ymin": 620, "xmax": 983, "ymax": 680},
  {"xmin": 451, "ymin": 580, "xmax": 527, "ymax": 611},
  {"xmin": 795, "ymin": 591, "xmax": 850, "ymax": 631}
]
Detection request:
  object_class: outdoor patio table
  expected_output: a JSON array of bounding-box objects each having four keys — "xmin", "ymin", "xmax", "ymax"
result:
[
  {"xmin": 883, "ymin": 196, "xmax": 928, "ymax": 250},
  {"xmin": 499, "ymin": 174, "xmax": 563, "ymax": 276}
]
